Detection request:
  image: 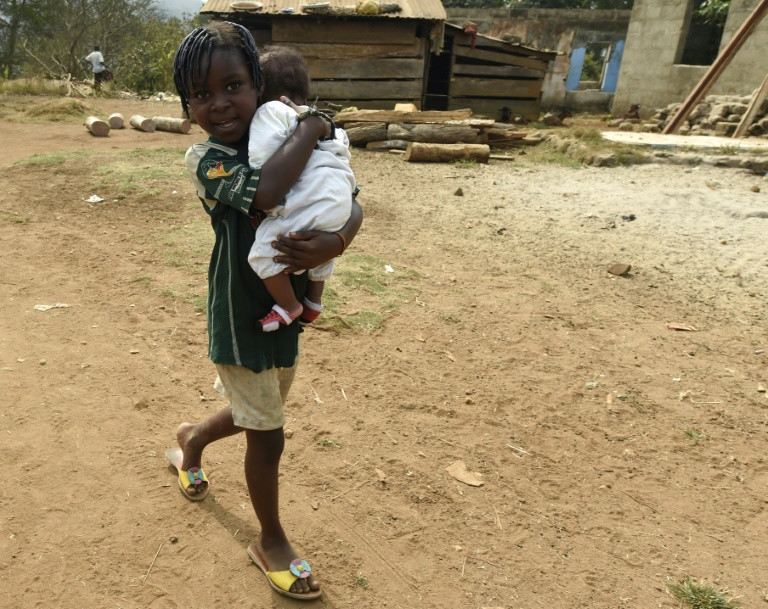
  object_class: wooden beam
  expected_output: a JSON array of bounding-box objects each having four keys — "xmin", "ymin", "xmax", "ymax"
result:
[
  {"xmin": 454, "ymin": 46, "xmax": 549, "ymax": 71},
  {"xmin": 664, "ymin": 0, "xmax": 768, "ymax": 134},
  {"xmin": 312, "ymin": 79, "xmax": 422, "ymax": 100},
  {"xmin": 451, "ymin": 32, "xmax": 556, "ymax": 60},
  {"xmin": 733, "ymin": 72, "xmax": 768, "ymax": 138},
  {"xmin": 452, "ymin": 63, "xmax": 545, "ymax": 78},
  {"xmin": 334, "ymin": 108, "xmax": 474, "ymax": 125},
  {"xmin": 307, "ymin": 58, "xmax": 424, "ymax": 80},
  {"xmin": 450, "ymin": 78, "xmax": 542, "ymax": 99},
  {"xmin": 448, "ymin": 98, "xmax": 541, "ymax": 121},
  {"xmin": 287, "ymin": 41, "xmax": 423, "ymax": 59}
]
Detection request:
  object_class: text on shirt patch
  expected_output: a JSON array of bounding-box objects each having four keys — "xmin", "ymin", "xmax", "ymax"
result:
[{"xmin": 230, "ymin": 170, "xmax": 246, "ymax": 200}]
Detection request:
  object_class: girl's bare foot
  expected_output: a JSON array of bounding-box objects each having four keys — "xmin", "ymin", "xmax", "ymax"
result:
[{"xmin": 174, "ymin": 422, "xmax": 208, "ymax": 498}]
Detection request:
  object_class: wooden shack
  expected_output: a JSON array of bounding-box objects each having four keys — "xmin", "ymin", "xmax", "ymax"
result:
[
  {"xmin": 199, "ymin": 0, "xmax": 446, "ymax": 110},
  {"xmin": 426, "ymin": 23, "xmax": 558, "ymax": 121}
]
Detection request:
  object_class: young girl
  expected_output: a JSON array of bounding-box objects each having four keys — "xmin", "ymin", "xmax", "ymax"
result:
[
  {"xmin": 248, "ymin": 45, "xmax": 357, "ymax": 332},
  {"xmin": 165, "ymin": 21, "xmax": 362, "ymax": 600}
]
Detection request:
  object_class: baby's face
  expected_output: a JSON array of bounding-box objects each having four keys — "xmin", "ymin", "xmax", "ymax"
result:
[{"xmin": 187, "ymin": 48, "xmax": 258, "ymax": 144}]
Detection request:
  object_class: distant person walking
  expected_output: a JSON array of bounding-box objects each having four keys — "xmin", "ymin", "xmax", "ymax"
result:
[{"xmin": 84, "ymin": 46, "xmax": 108, "ymax": 90}]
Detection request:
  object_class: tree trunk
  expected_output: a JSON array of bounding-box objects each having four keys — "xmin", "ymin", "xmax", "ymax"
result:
[
  {"xmin": 404, "ymin": 143, "xmax": 490, "ymax": 163},
  {"xmin": 129, "ymin": 115, "xmax": 156, "ymax": 132},
  {"xmin": 85, "ymin": 116, "xmax": 110, "ymax": 137},
  {"xmin": 152, "ymin": 116, "xmax": 191, "ymax": 134},
  {"xmin": 1, "ymin": 7, "xmax": 21, "ymax": 78},
  {"xmin": 108, "ymin": 113, "xmax": 124, "ymax": 129}
]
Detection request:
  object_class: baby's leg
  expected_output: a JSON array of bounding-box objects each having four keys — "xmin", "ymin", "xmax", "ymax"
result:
[
  {"xmin": 306, "ymin": 280, "xmax": 324, "ymax": 305},
  {"xmin": 259, "ymin": 274, "xmax": 303, "ymax": 332},
  {"xmin": 299, "ymin": 280, "xmax": 324, "ymax": 325}
]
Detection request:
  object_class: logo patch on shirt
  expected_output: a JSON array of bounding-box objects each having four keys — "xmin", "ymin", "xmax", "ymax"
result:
[{"xmin": 205, "ymin": 161, "xmax": 235, "ymax": 180}]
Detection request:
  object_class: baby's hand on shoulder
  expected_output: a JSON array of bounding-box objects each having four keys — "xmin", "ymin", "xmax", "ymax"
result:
[{"xmin": 280, "ymin": 96, "xmax": 302, "ymax": 113}]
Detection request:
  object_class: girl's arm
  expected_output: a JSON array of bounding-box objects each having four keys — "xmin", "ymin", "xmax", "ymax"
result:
[
  {"xmin": 273, "ymin": 199, "xmax": 363, "ymax": 274},
  {"xmin": 249, "ymin": 113, "xmax": 330, "ymax": 212},
  {"xmin": 250, "ymin": 97, "xmax": 331, "ymax": 212}
]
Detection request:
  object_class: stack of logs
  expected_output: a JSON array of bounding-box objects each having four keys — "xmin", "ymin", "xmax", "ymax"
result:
[
  {"xmin": 85, "ymin": 114, "xmax": 191, "ymax": 137},
  {"xmin": 333, "ymin": 108, "xmax": 542, "ymax": 163}
]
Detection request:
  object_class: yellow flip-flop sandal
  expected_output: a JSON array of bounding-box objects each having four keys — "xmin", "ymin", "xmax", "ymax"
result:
[
  {"xmin": 165, "ymin": 447, "xmax": 209, "ymax": 502},
  {"xmin": 248, "ymin": 546, "xmax": 322, "ymax": 600}
]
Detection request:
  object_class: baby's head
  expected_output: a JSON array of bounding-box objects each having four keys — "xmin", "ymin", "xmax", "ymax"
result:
[
  {"xmin": 259, "ymin": 46, "xmax": 310, "ymax": 106},
  {"xmin": 173, "ymin": 21, "xmax": 263, "ymax": 121}
]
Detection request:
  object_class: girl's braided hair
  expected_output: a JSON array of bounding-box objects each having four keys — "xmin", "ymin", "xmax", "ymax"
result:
[{"xmin": 173, "ymin": 21, "xmax": 263, "ymax": 118}]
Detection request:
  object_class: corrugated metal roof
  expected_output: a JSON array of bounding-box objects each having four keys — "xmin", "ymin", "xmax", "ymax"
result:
[{"xmin": 201, "ymin": 0, "xmax": 446, "ymax": 20}]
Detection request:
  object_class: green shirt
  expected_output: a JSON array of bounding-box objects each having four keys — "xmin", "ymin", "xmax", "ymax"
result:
[{"xmin": 185, "ymin": 136, "xmax": 306, "ymax": 373}]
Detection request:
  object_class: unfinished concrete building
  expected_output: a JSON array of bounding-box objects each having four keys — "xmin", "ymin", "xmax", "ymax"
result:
[{"xmin": 613, "ymin": 0, "xmax": 768, "ymax": 115}]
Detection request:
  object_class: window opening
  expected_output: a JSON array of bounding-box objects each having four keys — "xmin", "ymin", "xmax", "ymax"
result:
[
  {"xmin": 579, "ymin": 42, "xmax": 610, "ymax": 89},
  {"xmin": 678, "ymin": 0, "xmax": 730, "ymax": 65}
]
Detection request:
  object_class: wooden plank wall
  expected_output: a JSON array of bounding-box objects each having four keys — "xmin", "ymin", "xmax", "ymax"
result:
[
  {"xmin": 447, "ymin": 31, "xmax": 553, "ymax": 121},
  {"xmin": 268, "ymin": 19, "xmax": 428, "ymax": 109}
]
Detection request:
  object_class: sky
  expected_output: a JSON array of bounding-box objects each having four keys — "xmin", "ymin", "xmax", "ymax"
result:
[{"xmin": 154, "ymin": 0, "xmax": 206, "ymax": 18}]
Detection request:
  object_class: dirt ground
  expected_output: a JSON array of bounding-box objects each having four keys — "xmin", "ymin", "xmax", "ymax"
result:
[{"xmin": 1, "ymin": 95, "xmax": 767, "ymax": 609}]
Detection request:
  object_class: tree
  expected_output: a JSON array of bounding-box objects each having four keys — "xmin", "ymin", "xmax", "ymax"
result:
[
  {"xmin": 695, "ymin": 0, "xmax": 731, "ymax": 25},
  {"xmin": 0, "ymin": 0, "xmax": 196, "ymax": 92},
  {"xmin": 119, "ymin": 16, "xmax": 203, "ymax": 93},
  {"xmin": 0, "ymin": 0, "xmax": 58, "ymax": 78}
]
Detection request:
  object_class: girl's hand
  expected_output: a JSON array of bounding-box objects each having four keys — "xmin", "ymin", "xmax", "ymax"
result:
[
  {"xmin": 272, "ymin": 230, "xmax": 344, "ymax": 274},
  {"xmin": 281, "ymin": 96, "xmax": 332, "ymax": 139}
]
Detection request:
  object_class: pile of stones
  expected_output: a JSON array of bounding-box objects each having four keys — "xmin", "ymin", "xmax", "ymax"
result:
[{"xmin": 610, "ymin": 93, "xmax": 768, "ymax": 138}]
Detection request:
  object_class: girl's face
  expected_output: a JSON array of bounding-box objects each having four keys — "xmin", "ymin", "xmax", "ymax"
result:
[{"xmin": 187, "ymin": 47, "xmax": 258, "ymax": 144}]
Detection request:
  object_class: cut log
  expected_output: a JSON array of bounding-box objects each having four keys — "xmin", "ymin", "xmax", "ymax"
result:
[
  {"xmin": 152, "ymin": 116, "xmax": 192, "ymax": 134},
  {"xmin": 129, "ymin": 115, "xmax": 156, "ymax": 132},
  {"xmin": 85, "ymin": 116, "xmax": 110, "ymax": 137},
  {"xmin": 366, "ymin": 139, "xmax": 410, "ymax": 150},
  {"xmin": 404, "ymin": 142, "xmax": 490, "ymax": 163},
  {"xmin": 344, "ymin": 122, "xmax": 388, "ymax": 146},
  {"xmin": 484, "ymin": 128, "xmax": 526, "ymax": 140},
  {"xmin": 107, "ymin": 113, "xmax": 124, "ymax": 129},
  {"xmin": 334, "ymin": 108, "xmax": 473, "ymax": 126},
  {"xmin": 388, "ymin": 123, "xmax": 482, "ymax": 144}
]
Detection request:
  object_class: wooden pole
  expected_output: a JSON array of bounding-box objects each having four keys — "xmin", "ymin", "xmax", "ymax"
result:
[
  {"xmin": 85, "ymin": 116, "xmax": 110, "ymax": 137},
  {"xmin": 663, "ymin": 0, "xmax": 768, "ymax": 134},
  {"xmin": 732, "ymin": 72, "xmax": 768, "ymax": 137}
]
